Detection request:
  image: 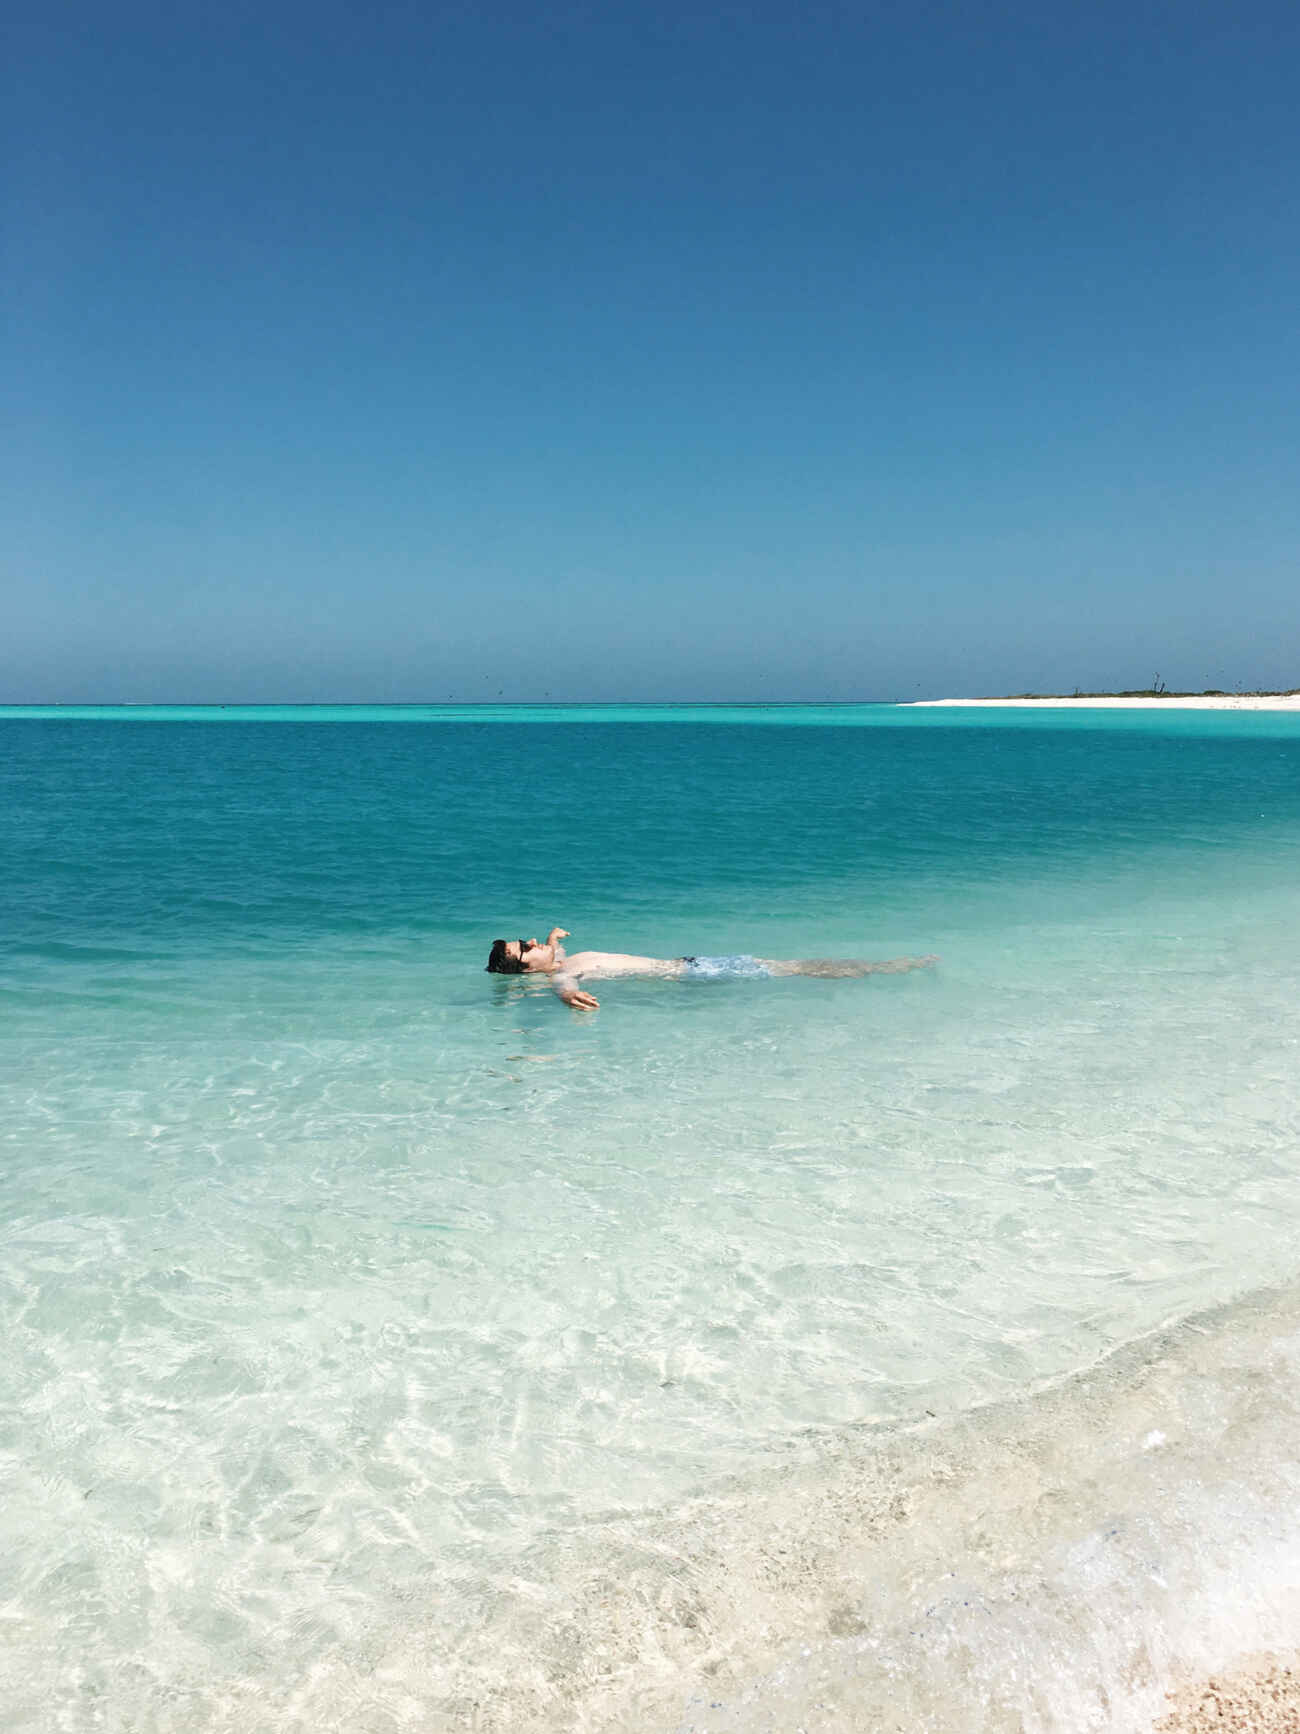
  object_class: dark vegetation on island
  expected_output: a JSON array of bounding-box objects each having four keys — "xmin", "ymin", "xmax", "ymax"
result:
[{"xmin": 1000, "ymin": 676, "xmax": 1300, "ymax": 699}]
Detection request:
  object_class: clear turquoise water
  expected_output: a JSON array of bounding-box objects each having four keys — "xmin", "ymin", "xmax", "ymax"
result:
[{"xmin": 4, "ymin": 706, "xmax": 1300, "ymax": 1730}]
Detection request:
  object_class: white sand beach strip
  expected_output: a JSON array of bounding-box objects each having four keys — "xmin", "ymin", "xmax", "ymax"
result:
[{"xmin": 911, "ymin": 695, "xmax": 1300, "ymax": 709}]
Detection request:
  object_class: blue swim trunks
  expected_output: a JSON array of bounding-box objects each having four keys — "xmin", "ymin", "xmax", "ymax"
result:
[{"xmin": 680, "ymin": 954, "xmax": 770, "ymax": 979}]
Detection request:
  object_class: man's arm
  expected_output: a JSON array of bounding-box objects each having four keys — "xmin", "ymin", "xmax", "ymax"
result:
[{"xmin": 551, "ymin": 971, "xmax": 599, "ymax": 1010}]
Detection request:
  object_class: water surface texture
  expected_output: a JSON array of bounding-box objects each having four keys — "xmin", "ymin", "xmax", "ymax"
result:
[{"xmin": 3, "ymin": 707, "xmax": 1300, "ymax": 1731}]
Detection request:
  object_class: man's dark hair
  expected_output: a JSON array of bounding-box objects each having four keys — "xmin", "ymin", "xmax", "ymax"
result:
[{"xmin": 486, "ymin": 939, "xmax": 526, "ymax": 974}]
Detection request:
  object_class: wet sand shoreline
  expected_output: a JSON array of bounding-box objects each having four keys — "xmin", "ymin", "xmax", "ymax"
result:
[{"xmin": 1155, "ymin": 1654, "xmax": 1300, "ymax": 1731}]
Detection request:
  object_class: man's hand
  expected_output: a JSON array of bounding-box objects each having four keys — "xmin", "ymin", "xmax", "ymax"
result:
[
  {"xmin": 546, "ymin": 927, "xmax": 571, "ymax": 944},
  {"xmin": 553, "ymin": 973, "xmax": 598, "ymax": 1010}
]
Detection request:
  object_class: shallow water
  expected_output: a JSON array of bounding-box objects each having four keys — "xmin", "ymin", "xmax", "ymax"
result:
[{"xmin": 2, "ymin": 706, "xmax": 1299, "ymax": 1730}]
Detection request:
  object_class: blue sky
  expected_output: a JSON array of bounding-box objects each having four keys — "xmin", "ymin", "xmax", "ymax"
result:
[{"xmin": 5, "ymin": 0, "xmax": 1298, "ymax": 700}]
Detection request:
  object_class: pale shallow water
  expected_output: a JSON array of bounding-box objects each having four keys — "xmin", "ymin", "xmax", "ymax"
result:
[{"xmin": 1, "ymin": 707, "xmax": 1299, "ymax": 1730}]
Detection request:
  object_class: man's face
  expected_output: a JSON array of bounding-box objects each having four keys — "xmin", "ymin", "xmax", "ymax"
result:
[{"xmin": 507, "ymin": 939, "xmax": 552, "ymax": 971}]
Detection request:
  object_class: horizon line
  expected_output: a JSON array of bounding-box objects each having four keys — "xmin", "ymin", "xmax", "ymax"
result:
[{"xmin": 0, "ymin": 698, "xmax": 912, "ymax": 710}]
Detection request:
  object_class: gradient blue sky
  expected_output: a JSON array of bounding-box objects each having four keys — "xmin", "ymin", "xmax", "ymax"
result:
[{"xmin": 5, "ymin": 1, "xmax": 1298, "ymax": 700}]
